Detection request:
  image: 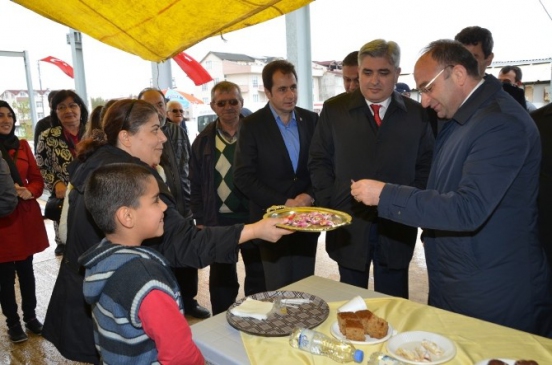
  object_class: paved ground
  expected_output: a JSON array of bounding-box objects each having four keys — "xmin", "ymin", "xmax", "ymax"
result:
[{"xmin": 1, "ymin": 212, "xmax": 428, "ymax": 364}]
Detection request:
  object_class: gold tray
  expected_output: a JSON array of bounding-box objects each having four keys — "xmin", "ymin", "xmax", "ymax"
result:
[{"xmin": 263, "ymin": 205, "xmax": 352, "ymax": 232}]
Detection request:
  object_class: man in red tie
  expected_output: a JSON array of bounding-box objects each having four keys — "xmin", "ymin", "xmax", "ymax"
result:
[{"xmin": 309, "ymin": 39, "xmax": 434, "ymax": 298}]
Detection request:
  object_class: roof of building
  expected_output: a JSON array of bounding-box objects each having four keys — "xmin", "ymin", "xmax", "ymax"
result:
[{"xmin": 201, "ymin": 51, "xmax": 281, "ymax": 64}]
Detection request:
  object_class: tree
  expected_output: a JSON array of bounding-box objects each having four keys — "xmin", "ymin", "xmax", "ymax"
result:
[
  {"xmin": 12, "ymin": 100, "xmax": 33, "ymax": 139},
  {"xmin": 90, "ymin": 97, "xmax": 109, "ymax": 110}
]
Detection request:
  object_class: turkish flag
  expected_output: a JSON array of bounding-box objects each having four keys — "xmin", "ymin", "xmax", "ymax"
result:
[
  {"xmin": 172, "ymin": 52, "xmax": 213, "ymax": 86},
  {"xmin": 40, "ymin": 56, "xmax": 74, "ymax": 78}
]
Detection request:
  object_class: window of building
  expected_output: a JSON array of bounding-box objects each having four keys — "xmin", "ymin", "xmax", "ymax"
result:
[
  {"xmin": 253, "ymin": 94, "xmax": 259, "ymax": 102},
  {"xmin": 205, "ymin": 60, "xmax": 212, "ymax": 70},
  {"xmin": 202, "ymin": 83, "xmax": 208, "ymax": 91},
  {"xmin": 252, "ymin": 76, "xmax": 258, "ymax": 87}
]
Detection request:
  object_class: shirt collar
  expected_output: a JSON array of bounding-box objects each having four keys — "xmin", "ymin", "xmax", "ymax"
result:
[
  {"xmin": 365, "ymin": 96, "xmax": 392, "ymax": 118},
  {"xmin": 268, "ymin": 103, "xmax": 297, "ymax": 126}
]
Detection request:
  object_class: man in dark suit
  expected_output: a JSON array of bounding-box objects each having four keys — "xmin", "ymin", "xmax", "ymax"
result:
[
  {"xmin": 234, "ymin": 60, "xmax": 319, "ymax": 290},
  {"xmin": 309, "ymin": 39, "xmax": 434, "ymax": 299},
  {"xmin": 353, "ymin": 40, "xmax": 552, "ymax": 336},
  {"xmin": 531, "ymin": 103, "xmax": 552, "ymax": 269}
]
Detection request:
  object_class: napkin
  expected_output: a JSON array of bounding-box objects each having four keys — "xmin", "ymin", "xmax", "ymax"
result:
[
  {"xmin": 230, "ymin": 298, "xmax": 274, "ymax": 320},
  {"xmin": 337, "ymin": 295, "xmax": 367, "ymax": 312}
]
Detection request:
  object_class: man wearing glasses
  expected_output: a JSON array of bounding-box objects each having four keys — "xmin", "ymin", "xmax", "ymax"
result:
[
  {"xmin": 351, "ymin": 40, "xmax": 552, "ymax": 337},
  {"xmin": 309, "ymin": 39, "xmax": 434, "ymax": 299},
  {"xmin": 190, "ymin": 81, "xmax": 265, "ymax": 314},
  {"xmin": 167, "ymin": 100, "xmax": 189, "ymax": 133},
  {"xmin": 234, "ymin": 60, "xmax": 319, "ymax": 290}
]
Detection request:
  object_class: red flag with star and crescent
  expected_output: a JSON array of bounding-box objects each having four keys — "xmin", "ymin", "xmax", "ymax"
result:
[
  {"xmin": 172, "ymin": 52, "xmax": 213, "ymax": 86},
  {"xmin": 40, "ymin": 56, "xmax": 74, "ymax": 78}
]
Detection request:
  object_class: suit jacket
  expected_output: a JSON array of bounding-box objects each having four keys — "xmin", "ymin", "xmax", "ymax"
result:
[
  {"xmin": 234, "ymin": 103, "xmax": 318, "ymax": 223},
  {"xmin": 531, "ymin": 103, "xmax": 552, "ymax": 269},
  {"xmin": 378, "ymin": 76, "xmax": 552, "ymax": 336},
  {"xmin": 309, "ymin": 90, "xmax": 434, "ymax": 271}
]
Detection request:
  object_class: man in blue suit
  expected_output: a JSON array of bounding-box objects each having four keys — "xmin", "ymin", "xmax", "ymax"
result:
[
  {"xmin": 234, "ymin": 60, "xmax": 319, "ymax": 290},
  {"xmin": 352, "ymin": 40, "xmax": 552, "ymax": 337}
]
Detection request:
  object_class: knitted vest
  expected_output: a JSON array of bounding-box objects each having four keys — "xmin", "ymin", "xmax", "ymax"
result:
[
  {"xmin": 214, "ymin": 133, "xmax": 248, "ymax": 218},
  {"xmin": 81, "ymin": 242, "xmax": 183, "ymax": 364}
]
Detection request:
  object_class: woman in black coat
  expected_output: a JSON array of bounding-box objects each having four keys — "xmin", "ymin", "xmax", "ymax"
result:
[{"xmin": 42, "ymin": 99, "xmax": 291, "ymax": 363}]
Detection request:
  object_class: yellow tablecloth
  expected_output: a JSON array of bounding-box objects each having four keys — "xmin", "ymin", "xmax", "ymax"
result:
[{"xmin": 240, "ymin": 298, "xmax": 552, "ymax": 364}]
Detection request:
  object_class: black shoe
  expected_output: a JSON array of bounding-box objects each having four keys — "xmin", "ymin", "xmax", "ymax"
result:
[
  {"xmin": 54, "ymin": 244, "xmax": 65, "ymax": 256},
  {"xmin": 25, "ymin": 318, "xmax": 43, "ymax": 335},
  {"xmin": 185, "ymin": 304, "xmax": 211, "ymax": 319},
  {"xmin": 8, "ymin": 324, "xmax": 28, "ymax": 343}
]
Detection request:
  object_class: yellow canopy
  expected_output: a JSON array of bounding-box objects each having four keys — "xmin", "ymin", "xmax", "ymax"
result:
[{"xmin": 14, "ymin": 0, "xmax": 313, "ymax": 62}]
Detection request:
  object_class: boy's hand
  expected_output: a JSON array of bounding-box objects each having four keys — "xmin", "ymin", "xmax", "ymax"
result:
[{"xmin": 240, "ymin": 217, "xmax": 294, "ymax": 243}]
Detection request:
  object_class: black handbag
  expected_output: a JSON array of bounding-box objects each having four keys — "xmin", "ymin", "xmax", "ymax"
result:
[{"xmin": 44, "ymin": 195, "xmax": 63, "ymax": 221}]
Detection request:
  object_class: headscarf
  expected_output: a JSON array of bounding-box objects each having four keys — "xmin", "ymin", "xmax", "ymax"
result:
[{"xmin": 0, "ymin": 100, "xmax": 23, "ymax": 185}]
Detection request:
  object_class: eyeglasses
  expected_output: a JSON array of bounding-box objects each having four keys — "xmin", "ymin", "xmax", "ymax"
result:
[
  {"xmin": 419, "ymin": 65, "xmax": 454, "ymax": 94},
  {"xmin": 214, "ymin": 99, "xmax": 240, "ymax": 108},
  {"xmin": 56, "ymin": 103, "xmax": 80, "ymax": 112},
  {"xmin": 170, "ymin": 109, "xmax": 184, "ymax": 114}
]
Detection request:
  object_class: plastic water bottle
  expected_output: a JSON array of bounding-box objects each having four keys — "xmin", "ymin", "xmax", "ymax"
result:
[{"xmin": 289, "ymin": 327, "xmax": 364, "ymax": 363}]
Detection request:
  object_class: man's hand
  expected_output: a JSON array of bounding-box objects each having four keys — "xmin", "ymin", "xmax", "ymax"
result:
[
  {"xmin": 351, "ymin": 179, "xmax": 385, "ymax": 206},
  {"xmin": 54, "ymin": 182, "xmax": 67, "ymax": 199},
  {"xmin": 240, "ymin": 217, "xmax": 294, "ymax": 243},
  {"xmin": 285, "ymin": 193, "xmax": 313, "ymax": 207}
]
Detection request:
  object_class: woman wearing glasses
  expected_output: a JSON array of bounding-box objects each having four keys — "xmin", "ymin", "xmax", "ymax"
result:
[{"xmin": 36, "ymin": 90, "xmax": 88, "ymax": 256}]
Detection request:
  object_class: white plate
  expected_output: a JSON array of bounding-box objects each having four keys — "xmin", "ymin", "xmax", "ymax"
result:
[
  {"xmin": 474, "ymin": 360, "xmax": 516, "ymax": 365},
  {"xmin": 330, "ymin": 320, "xmax": 394, "ymax": 345},
  {"xmin": 387, "ymin": 331, "xmax": 456, "ymax": 365}
]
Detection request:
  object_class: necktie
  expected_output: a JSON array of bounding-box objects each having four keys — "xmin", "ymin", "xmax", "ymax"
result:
[{"xmin": 370, "ymin": 104, "xmax": 382, "ymax": 127}]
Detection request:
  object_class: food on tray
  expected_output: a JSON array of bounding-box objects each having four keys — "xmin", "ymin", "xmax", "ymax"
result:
[
  {"xmin": 282, "ymin": 211, "xmax": 336, "ymax": 228},
  {"xmin": 396, "ymin": 339, "xmax": 444, "ymax": 362},
  {"xmin": 337, "ymin": 310, "xmax": 389, "ymax": 340}
]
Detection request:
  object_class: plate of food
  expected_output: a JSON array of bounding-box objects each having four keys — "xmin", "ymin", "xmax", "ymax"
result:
[
  {"xmin": 330, "ymin": 309, "xmax": 393, "ymax": 345},
  {"xmin": 474, "ymin": 360, "xmax": 539, "ymax": 365},
  {"xmin": 226, "ymin": 291, "xmax": 329, "ymax": 337},
  {"xmin": 330, "ymin": 321, "xmax": 394, "ymax": 345},
  {"xmin": 387, "ymin": 331, "xmax": 456, "ymax": 365},
  {"xmin": 263, "ymin": 205, "xmax": 352, "ymax": 232}
]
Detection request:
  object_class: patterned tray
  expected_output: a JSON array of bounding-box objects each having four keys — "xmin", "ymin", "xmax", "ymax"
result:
[{"xmin": 226, "ymin": 291, "xmax": 329, "ymax": 337}]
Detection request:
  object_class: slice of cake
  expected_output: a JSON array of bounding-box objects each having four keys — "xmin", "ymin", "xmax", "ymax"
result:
[
  {"xmin": 337, "ymin": 312, "xmax": 358, "ymax": 335},
  {"xmin": 343, "ymin": 318, "xmax": 365, "ymax": 341},
  {"xmin": 355, "ymin": 309, "xmax": 373, "ymax": 331},
  {"xmin": 366, "ymin": 314, "xmax": 388, "ymax": 339}
]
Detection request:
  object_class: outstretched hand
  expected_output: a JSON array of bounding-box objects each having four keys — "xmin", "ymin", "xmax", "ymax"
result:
[
  {"xmin": 240, "ymin": 217, "xmax": 294, "ymax": 243},
  {"xmin": 351, "ymin": 179, "xmax": 385, "ymax": 206}
]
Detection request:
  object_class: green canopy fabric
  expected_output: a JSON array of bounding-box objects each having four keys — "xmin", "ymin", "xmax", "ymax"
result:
[{"xmin": 14, "ymin": 0, "xmax": 313, "ymax": 62}]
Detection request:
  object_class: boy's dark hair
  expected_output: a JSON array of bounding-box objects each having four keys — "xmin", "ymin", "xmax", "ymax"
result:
[
  {"xmin": 262, "ymin": 60, "xmax": 297, "ymax": 92},
  {"xmin": 454, "ymin": 26, "xmax": 494, "ymax": 59},
  {"xmin": 84, "ymin": 163, "xmax": 154, "ymax": 234}
]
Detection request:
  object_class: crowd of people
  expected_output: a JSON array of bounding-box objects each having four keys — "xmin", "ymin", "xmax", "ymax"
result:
[{"xmin": 1, "ymin": 23, "xmax": 551, "ymax": 364}]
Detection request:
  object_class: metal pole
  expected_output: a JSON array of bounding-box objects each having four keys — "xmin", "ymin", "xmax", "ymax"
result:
[
  {"xmin": 37, "ymin": 61, "xmax": 45, "ymax": 118},
  {"xmin": 67, "ymin": 28, "xmax": 88, "ymax": 107},
  {"xmin": 23, "ymin": 51, "xmax": 38, "ymax": 130},
  {"xmin": 285, "ymin": 5, "xmax": 313, "ymax": 111},
  {"xmin": 150, "ymin": 61, "xmax": 173, "ymax": 90}
]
